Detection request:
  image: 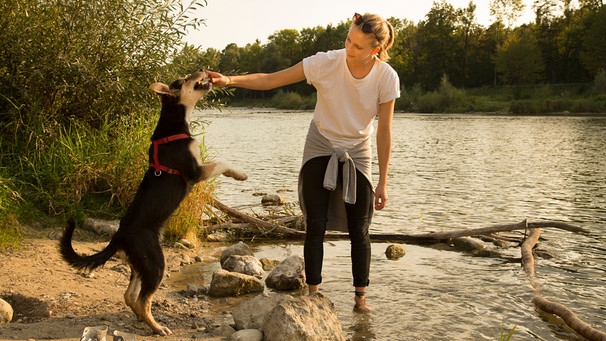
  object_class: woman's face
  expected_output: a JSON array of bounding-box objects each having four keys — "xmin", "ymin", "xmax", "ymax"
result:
[{"xmin": 344, "ymin": 25, "xmax": 378, "ymax": 63}]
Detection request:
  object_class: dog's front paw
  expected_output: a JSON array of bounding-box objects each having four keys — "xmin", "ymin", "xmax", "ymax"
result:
[{"xmin": 221, "ymin": 169, "xmax": 247, "ymax": 181}]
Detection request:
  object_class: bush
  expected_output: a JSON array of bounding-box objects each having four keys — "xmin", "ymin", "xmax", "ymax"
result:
[
  {"xmin": 592, "ymin": 69, "xmax": 606, "ymax": 95},
  {"xmin": 415, "ymin": 76, "xmax": 472, "ymax": 113},
  {"xmin": 0, "ymin": 0, "xmax": 206, "ymax": 127},
  {"xmin": 269, "ymin": 90, "xmax": 315, "ymax": 110}
]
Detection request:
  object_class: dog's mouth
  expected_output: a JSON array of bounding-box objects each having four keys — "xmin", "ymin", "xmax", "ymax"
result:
[{"xmin": 194, "ymin": 77, "xmax": 212, "ymax": 91}]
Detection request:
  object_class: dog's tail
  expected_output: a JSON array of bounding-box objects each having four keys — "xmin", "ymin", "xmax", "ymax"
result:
[{"xmin": 59, "ymin": 218, "xmax": 119, "ymax": 271}]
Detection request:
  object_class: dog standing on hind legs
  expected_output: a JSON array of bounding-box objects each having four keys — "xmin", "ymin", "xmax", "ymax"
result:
[{"xmin": 59, "ymin": 70, "xmax": 247, "ymax": 336}]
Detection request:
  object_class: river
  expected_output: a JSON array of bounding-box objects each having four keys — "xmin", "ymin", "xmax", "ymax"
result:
[{"xmin": 189, "ymin": 108, "xmax": 605, "ymax": 340}]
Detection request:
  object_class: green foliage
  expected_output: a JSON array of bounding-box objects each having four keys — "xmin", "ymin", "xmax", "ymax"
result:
[
  {"xmin": 510, "ymin": 97, "xmax": 605, "ymax": 114},
  {"xmin": 592, "ymin": 69, "xmax": 606, "ymax": 95},
  {"xmin": 495, "ymin": 26, "xmax": 544, "ymax": 86},
  {"xmin": 580, "ymin": 7, "xmax": 606, "ymax": 75},
  {"xmin": 164, "ymin": 182, "xmax": 218, "ymax": 245},
  {"xmin": 0, "ymin": 0, "xmax": 207, "ymax": 128},
  {"xmin": 0, "ymin": 172, "xmax": 24, "ymax": 248},
  {"xmin": 12, "ymin": 114, "xmax": 153, "ymax": 217},
  {"xmin": 415, "ymin": 75, "xmax": 473, "ymax": 113},
  {"xmin": 269, "ymin": 90, "xmax": 316, "ymax": 110}
]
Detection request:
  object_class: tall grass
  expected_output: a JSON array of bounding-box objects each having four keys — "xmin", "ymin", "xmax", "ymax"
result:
[
  {"xmin": 1, "ymin": 109, "xmax": 218, "ymax": 246},
  {"xmin": 0, "ymin": 174, "xmax": 24, "ymax": 248},
  {"xmin": 10, "ymin": 114, "xmax": 151, "ymax": 218},
  {"xmin": 164, "ymin": 181, "xmax": 218, "ymax": 246}
]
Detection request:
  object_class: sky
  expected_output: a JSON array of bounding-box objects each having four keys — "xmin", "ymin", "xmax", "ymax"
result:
[{"xmin": 184, "ymin": 0, "xmax": 538, "ymax": 50}]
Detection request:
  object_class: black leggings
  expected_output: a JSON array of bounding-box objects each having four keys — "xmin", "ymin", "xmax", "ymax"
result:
[{"xmin": 301, "ymin": 156, "xmax": 373, "ymax": 288}]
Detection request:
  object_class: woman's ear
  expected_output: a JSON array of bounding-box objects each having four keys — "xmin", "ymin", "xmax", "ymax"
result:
[{"xmin": 372, "ymin": 46, "xmax": 381, "ymax": 56}]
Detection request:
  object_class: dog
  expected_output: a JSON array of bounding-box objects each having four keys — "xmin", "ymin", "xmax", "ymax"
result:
[{"xmin": 60, "ymin": 70, "xmax": 247, "ymax": 335}]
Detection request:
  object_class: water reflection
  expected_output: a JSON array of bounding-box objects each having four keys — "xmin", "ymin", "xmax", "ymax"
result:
[
  {"xmin": 349, "ymin": 313, "xmax": 376, "ymax": 340},
  {"xmin": 195, "ymin": 110, "xmax": 606, "ymax": 340}
]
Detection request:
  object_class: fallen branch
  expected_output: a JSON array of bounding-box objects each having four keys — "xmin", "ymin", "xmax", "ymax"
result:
[
  {"xmin": 212, "ymin": 202, "xmax": 588, "ymax": 244},
  {"xmin": 520, "ymin": 227, "xmax": 541, "ymax": 281},
  {"xmin": 532, "ymin": 296, "xmax": 606, "ymax": 341},
  {"xmin": 520, "ymin": 226, "xmax": 606, "ymax": 341},
  {"xmin": 212, "ymin": 199, "xmax": 305, "ymax": 237}
]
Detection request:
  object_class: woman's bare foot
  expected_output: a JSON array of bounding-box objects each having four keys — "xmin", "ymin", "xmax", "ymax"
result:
[{"xmin": 354, "ymin": 291, "xmax": 371, "ymax": 313}]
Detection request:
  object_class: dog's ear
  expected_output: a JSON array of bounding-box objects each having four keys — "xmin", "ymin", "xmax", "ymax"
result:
[{"xmin": 149, "ymin": 83, "xmax": 171, "ymax": 95}]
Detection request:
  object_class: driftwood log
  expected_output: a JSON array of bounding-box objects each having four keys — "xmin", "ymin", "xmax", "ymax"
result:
[
  {"xmin": 212, "ymin": 199, "xmax": 605, "ymax": 341},
  {"xmin": 521, "ymin": 228, "xmax": 606, "ymax": 341},
  {"xmin": 213, "ymin": 200, "xmax": 588, "ymax": 241}
]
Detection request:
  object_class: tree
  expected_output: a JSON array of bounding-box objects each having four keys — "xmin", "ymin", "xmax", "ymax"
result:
[
  {"xmin": 267, "ymin": 29, "xmax": 302, "ymax": 65},
  {"xmin": 170, "ymin": 44, "xmax": 221, "ymax": 76},
  {"xmin": 580, "ymin": 6, "xmax": 606, "ymax": 75},
  {"xmin": 416, "ymin": 0, "xmax": 459, "ymax": 89},
  {"xmin": 456, "ymin": 1, "xmax": 481, "ymax": 87},
  {"xmin": 218, "ymin": 43, "xmax": 241, "ymax": 74},
  {"xmin": 390, "ymin": 19, "xmax": 419, "ymax": 87},
  {"xmin": 490, "ymin": 0, "xmax": 526, "ymax": 27},
  {"xmin": 0, "ymin": 0, "xmax": 206, "ymax": 128},
  {"xmin": 495, "ymin": 25, "xmax": 545, "ymax": 86}
]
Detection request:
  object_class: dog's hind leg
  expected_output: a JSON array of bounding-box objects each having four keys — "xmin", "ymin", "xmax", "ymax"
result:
[
  {"xmin": 130, "ymin": 246, "xmax": 171, "ymax": 335},
  {"xmin": 124, "ymin": 271, "xmax": 142, "ymax": 319}
]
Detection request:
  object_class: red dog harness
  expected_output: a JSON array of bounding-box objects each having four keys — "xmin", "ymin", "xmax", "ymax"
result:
[{"xmin": 149, "ymin": 133, "xmax": 190, "ymax": 176}]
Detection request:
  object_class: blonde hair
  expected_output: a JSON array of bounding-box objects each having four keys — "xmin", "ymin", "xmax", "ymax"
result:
[{"xmin": 353, "ymin": 13, "xmax": 395, "ymax": 62}]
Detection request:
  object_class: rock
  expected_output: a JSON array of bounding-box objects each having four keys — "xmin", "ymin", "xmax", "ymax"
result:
[
  {"xmin": 180, "ymin": 254, "xmax": 193, "ymax": 265},
  {"xmin": 80, "ymin": 325, "xmax": 108, "ymax": 341},
  {"xmin": 265, "ymin": 255, "xmax": 305, "ymax": 291},
  {"xmin": 385, "ymin": 244, "xmax": 406, "ymax": 260},
  {"xmin": 232, "ymin": 293, "xmax": 290, "ymax": 330},
  {"xmin": 0, "ymin": 298, "xmax": 13, "ymax": 323},
  {"xmin": 207, "ymin": 232, "xmax": 233, "ymax": 242},
  {"xmin": 262, "ymin": 292, "xmax": 346, "ymax": 341},
  {"xmin": 259, "ymin": 257, "xmax": 280, "ymax": 271},
  {"xmin": 451, "ymin": 237, "xmax": 486, "ymax": 253},
  {"xmin": 83, "ymin": 218, "xmax": 119, "ymax": 236},
  {"xmin": 179, "ymin": 238, "xmax": 194, "ymax": 248},
  {"xmin": 186, "ymin": 284, "xmax": 207, "ymax": 296},
  {"xmin": 221, "ymin": 242, "xmax": 256, "ymax": 266},
  {"xmin": 173, "ymin": 241, "xmax": 189, "ymax": 250},
  {"xmin": 222, "ymin": 255, "xmax": 265, "ymax": 279},
  {"xmin": 261, "ymin": 194, "xmax": 285, "ymax": 206},
  {"xmin": 113, "ymin": 330, "xmax": 137, "ymax": 341},
  {"xmin": 208, "ymin": 269, "xmax": 265, "ymax": 297},
  {"xmin": 229, "ymin": 329, "xmax": 264, "ymax": 341},
  {"xmin": 212, "ymin": 324, "xmax": 236, "ymax": 338}
]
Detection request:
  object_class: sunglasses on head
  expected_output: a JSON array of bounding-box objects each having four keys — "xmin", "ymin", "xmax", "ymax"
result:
[{"xmin": 353, "ymin": 12, "xmax": 374, "ymax": 34}]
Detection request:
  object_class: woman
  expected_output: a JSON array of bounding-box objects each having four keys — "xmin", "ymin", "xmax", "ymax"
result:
[{"xmin": 208, "ymin": 12, "xmax": 399, "ymax": 313}]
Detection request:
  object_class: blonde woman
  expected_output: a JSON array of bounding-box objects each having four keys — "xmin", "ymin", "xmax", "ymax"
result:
[{"xmin": 208, "ymin": 12, "xmax": 399, "ymax": 312}]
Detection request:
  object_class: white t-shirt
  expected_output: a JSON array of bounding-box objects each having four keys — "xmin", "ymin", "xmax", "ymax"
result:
[{"xmin": 302, "ymin": 49, "xmax": 400, "ymax": 149}]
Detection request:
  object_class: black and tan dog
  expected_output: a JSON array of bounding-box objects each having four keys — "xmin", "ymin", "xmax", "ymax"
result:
[{"xmin": 60, "ymin": 70, "xmax": 246, "ymax": 335}]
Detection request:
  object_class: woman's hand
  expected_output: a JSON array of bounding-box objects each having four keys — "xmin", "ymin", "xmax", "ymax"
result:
[
  {"xmin": 374, "ymin": 183, "xmax": 388, "ymax": 210},
  {"xmin": 206, "ymin": 71, "xmax": 230, "ymax": 88}
]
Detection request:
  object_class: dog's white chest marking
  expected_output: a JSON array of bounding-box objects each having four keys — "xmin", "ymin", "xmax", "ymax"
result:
[{"xmin": 189, "ymin": 140, "xmax": 202, "ymax": 165}]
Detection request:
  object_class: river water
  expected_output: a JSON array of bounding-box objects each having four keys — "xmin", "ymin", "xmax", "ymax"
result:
[{"xmin": 188, "ymin": 108, "xmax": 605, "ymax": 340}]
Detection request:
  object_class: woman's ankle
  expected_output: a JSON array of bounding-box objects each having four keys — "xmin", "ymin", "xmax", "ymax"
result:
[
  {"xmin": 308, "ymin": 284, "xmax": 319, "ymax": 294},
  {"xmin": 354, "ymin": 289, "xmax": 371, "ymax": 313}
]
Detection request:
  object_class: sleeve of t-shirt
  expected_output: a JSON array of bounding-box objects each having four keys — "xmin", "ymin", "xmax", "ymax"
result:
[
  {"xmin": 379, "ymin": 66, "xmax": 400, "ymax": 105},
  {"xmin": 303, "ymin": 52, "xmax": 323, "ymax": 86}
]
